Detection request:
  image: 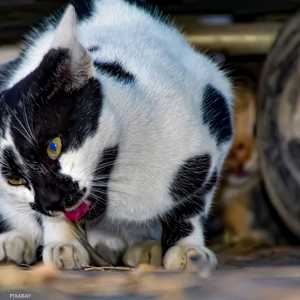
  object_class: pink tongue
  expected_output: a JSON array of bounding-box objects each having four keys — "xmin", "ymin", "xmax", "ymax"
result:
[{"xmin": 64, "ymin": 201, "xmax": 90, "ymax": 221}]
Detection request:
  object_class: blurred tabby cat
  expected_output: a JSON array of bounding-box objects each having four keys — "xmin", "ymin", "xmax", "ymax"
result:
[{"xmin": 219, "ymin": 80, "xmax": 269, "ymax": 244}]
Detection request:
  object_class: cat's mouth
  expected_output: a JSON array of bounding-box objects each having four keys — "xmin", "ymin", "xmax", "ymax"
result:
[
  {"xmin": 233, "ymin": 169, "xmax": 250, "ymax": 178},
  {"xmin": 226, "ymin": 168, "xmax": 256, "ymax": 186},
  {"xmin": 64, "ymin": 199, "xmax": 91, "ymax": 221}
]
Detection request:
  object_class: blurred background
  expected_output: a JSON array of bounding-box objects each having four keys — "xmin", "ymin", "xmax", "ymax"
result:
[{"xmin": 1, "ymin": 0, "xmax": 300, "ymax": 252}]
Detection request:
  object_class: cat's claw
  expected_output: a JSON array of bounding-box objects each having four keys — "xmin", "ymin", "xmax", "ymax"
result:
[
  {"xmin": 0, "ymin": 231, "xmax": 36, "ymax": 265},
  {"xmin": 123, "ymin": 240, "xmax": 162, "ymax": 267},
  {"xmin": 43, "ymin": 240, "xmax": 90, "ymax": 269},
  {"xmin": 163, "ymin": 244, "xmax": 217, "ymax": 272}
]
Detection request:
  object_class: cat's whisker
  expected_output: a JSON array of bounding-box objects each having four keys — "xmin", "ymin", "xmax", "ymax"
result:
[
  {"xmin": 5, "ymin": 104, "xmax": 36, "ymax": 147},
  {"xmin": 89, "ymin": 183, "xmax": 135, "ymax": 199},
  {"xmin": 21, "ymin": 100, "xmax": 37, "ymax": 144},
  {"xmin": 88, "ymin": 193, "xmax": 106, "ymax": 203},
  {"xmin": 10, "ymin": 123, "xmax": 34, "ymax": 146}
]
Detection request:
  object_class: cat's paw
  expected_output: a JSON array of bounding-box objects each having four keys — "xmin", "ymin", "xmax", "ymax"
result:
[
  {"xmin": 163, "ymin": 244, "xmax": 217, "ymax": 272},
  {"xmin": 43, "ymin": 240, "xmax": 90, "ymax": 269},
  {"xmin": 123, "ymin": 240, "xmax": 162, "ymax": 267},
  {"xmin": 0, "ymin": 231, "xmax": 36, "ymax": 265}
]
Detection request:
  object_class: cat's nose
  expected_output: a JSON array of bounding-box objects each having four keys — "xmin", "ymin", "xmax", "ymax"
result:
[
  {"xmin": 60, "ymin": 176, "xmax": 79, "ymax": 193},
  {"xmin": 236, "ymin": 144, "xmax": 250, "ymax": 161},
  {"xmin": 33, "ymin": 175, "xmax": 85, "ymax": 214},
  {"xmin": 64, "ymin": 190, "xmax": 86, "ymax": 208},
  {"xmin": 40, "ymin": 191, "xmax": 65, "ymax": 212}
]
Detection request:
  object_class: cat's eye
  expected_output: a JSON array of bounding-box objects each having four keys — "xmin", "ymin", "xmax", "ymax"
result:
[
  {"xmin": 7, "ymin": 177, "xmax": 26, "ymax": 186},
  {"xmin": 47, "ymin": 137, "xmax": 62, "ymax": 160}
]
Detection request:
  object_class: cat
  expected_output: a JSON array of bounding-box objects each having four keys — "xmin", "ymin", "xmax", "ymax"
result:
[
  {"xmin": 224, "ymin": 81, "xmax": 258, "ymax": 197},
  {"xmin": 0, "ymin": 0, "xmax": 233, "ymax": 270},
  {"xmin": 222, "ymin": 82, "xmax": 260, "ymax": 240},
  {"xmin": 217, "ymin": 80, "xmax": 268, "ymax": 245}
]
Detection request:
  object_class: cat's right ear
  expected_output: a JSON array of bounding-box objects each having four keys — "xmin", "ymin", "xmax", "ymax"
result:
[
  {"xmin": 50, "ymin": 5, "xmax": 95, "ymax": 89},
  {"xmin": 51, "ymin": 5, "xmax": 78, "ymax": 50}
]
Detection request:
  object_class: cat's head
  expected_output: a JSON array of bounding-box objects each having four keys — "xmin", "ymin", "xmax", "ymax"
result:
[
  {"xmin": 0, "ymin": 6, "xmax": 118, "ymax": 220},
  {"xmin": 224, "ymin": 83, "xmax": 259, "ymax": 187}
]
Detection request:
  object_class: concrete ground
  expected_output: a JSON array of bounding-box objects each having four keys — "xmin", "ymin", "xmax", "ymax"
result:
[{"xmin": 0, "ymin": 246, "xmax": 299, "ymax": 300}]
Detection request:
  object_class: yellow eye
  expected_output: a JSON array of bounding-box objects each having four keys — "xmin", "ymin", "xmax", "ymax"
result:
[
  {"xmin": 7, "ymin": 177, "xmax": 26, "ymax": 186},
  {"xmin": 47, "ymin": 136, "xmax": 62, "ymax": 160}
]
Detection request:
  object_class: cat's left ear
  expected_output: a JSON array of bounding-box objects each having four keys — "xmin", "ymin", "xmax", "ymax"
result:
[{"xmin": 51, "ymin": 5, "xmax": 95, "ymax": 89}]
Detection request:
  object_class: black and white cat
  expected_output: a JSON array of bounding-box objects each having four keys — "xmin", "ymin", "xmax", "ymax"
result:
[{"xmin": 0, "ymin": 0, "xmax": 233, "ymax": 270}]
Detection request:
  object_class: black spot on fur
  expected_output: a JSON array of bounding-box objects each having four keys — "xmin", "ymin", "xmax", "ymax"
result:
[
  {"xmin": 87, "ymin": 146, "xmax": 119, "ymax": 221},
  {"xmin": 161, "ymin": 217, "xmax": 193, "ymax": 253},
  {"xmin": 70, "ymin": 0, "xmax": 95, "ymax": 21},
  {"xmin": 170, "ymin": 154, "xmax": 211, "ymax": 202},
  {"xmin": 35, "ymin": 214, "xmax": 42, "ymax": 227},
  {"xmin": 202, "ymin": 84, "xmax": 232, "ymax": 145},
  {"xmin": 166, "ymin": 194, "xmax": 206, "ymax": 220},
  {"xmin": 161, "ymin": 168, "xmax": 219, "ymax": 252},
  {"xmin": 88, "ymin": 46, "xmax": 100, "ymax": 52},
  {"xmin": 94, "ymin": 61, "xmax": 135, "ymax": 83},
  {"xmin": 165, "ymin": 168, "xmax": 219, "ymax": 221},
  {"xmin": 0, "ymin": 212, "xmax": 10, "ymax": 234}
]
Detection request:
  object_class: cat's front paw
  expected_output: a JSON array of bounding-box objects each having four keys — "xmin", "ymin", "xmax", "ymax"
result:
[
  {"xmin": 123, "ymin": 240, "xmax": 162, "ymax": 267},
  {"xmin": 0, "ymin": 231, "xmax": 37, "ymax": 265},
  {"xmin": 163, "ymin": 244, "xmax": 217, "ymax": 272},
  {"xmin": 43, "ymin": 240, "xmax": 90, "ymax": 269}
]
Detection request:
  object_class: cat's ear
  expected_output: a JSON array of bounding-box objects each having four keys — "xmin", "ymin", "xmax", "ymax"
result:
[{"xmin": 51, "ymin": 5, "xmax": 95, "ymax": 88}]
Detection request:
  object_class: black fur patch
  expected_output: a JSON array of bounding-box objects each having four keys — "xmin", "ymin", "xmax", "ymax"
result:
[
  {"xmin": 88, "ymin": 46, "xmax": 100, "ymax": 52},
  {"xmin": 35, "ymin": 214, "xmax": 42, "ymax": 227},
  {"xmin": 202, "ymin": 84, "xmax": 232, "ymax": 145},
  {"xmin": 0, "ymin": 147, "xmax": 26, "ymax": 183},
  {"xmin": 161, "ymin": 217, "xmax": 193, "ymax": 253},
  {"xmin": 161, "ymin": 168, "xmax": 219, "ymax": 251},
  {"xmin": 70, "ymin": 0, "xmax": 95, "ymax": 21},
  {"xmin": 0, "ymin": 212, "xmax": 10, "ymax": 234},
  {"xmin": 94, "ymin": 61, "xmax": 135, "ymax": 84},
  {"xmin": 87, "ymin": 145, "xmax": 119, "ymax": 221},
  {"xmin": 170, "ymin": 154, "xmax": 211, "ymax": 202},
  {"xmin": 2, "ymin": 49, "xmax": 103, "ymax": 214},
  {"xmin": 164, "ymin": 169, "xmax": 219, "ymax": 222},
  {"xmin": 166, "ymin": 194, "xmax": 206, "ymax": 221}
]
